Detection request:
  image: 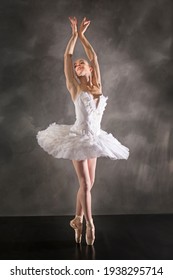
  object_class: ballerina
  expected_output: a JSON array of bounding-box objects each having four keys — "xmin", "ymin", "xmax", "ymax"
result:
[{"xmin": 36, "ymin": 17, "xmax": 129, "ymax": 245}]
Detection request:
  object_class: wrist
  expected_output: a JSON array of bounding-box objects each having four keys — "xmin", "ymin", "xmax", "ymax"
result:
[
  {"xmin": 73, "ymin": 31, "xmax": 78, "ymax": 37},
  {"xmin": 79, "ymin": 33, "xmax": 85, "ymax": 39},
  {"xmin": 72, "ymin": 32, "xmax": 78, "ymax": 38}
]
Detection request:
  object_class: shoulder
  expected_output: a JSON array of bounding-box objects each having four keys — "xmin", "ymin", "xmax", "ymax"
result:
[{"xmin": 89, "ymin": 83, "xmax": 102, "ymax": 95}]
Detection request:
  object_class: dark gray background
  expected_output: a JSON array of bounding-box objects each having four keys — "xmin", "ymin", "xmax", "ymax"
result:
[{"xmin": 0, "ymin": 0, "xmax": 173, "ymax": 216}]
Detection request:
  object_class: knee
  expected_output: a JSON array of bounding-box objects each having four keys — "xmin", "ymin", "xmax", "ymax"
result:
[
  {"xmin": 90, "ymin": 177, "xmax": 95, "ymax": 188},
  {"xmin": 80, "ymin": 177, "xmax": 91, "ymax": 192}
]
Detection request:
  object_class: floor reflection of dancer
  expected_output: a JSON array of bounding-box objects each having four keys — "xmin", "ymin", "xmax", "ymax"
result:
[{"xmin": 37, "ymin": 17, "xmax": 129, "ymax": 246}]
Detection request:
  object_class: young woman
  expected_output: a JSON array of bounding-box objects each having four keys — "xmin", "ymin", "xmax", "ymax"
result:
[{"xmin": 36, "ymin": 17, "xmax": 129, "ymax": 246}]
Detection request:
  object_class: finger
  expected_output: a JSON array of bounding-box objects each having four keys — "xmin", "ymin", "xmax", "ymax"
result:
[
  {"xmin": 69, "ymin": 16, "xmax": 73, "ymax": 23},
  {"xmin": 83, "ymin": 18, "xmax": 90, "ymax": 23},
  {"xmin": 82, "ymin": 17, "xmax": 86, "ymax": 23},
  {"xmin": 84, "ymin": 21, "xmax": 90, "ymax": 25},
  {"xmin": 74, "ymin": 17, "xmax": 78, "ymax": 24},
  {"xmin": 84, "ymin": 17, "xmax": 89, "ymax": 22},
  {"xmin": 73, "ymin": 17, "xmax": 77, "ymax": 25},
  {"xmin": 69, "ymin": 16, "xmax": 76, "ymax": 22}
]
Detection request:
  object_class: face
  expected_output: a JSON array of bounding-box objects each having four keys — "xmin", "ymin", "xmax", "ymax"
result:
[{"xmin": 74, "ymin": 59, "xmax": 92, "ymax": 77}]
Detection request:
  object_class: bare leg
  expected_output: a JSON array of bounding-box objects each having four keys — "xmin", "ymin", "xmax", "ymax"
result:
[
  {"xmin": 72, "ymin": 159, "xmax": 92, "ymax": 221},
  {"xmin": 73, "ymin": 158, "xmax": 97, "ymax": 217},
  {"xmin": 88, "ymin": 158, "xmax": 97, "ymax": 188},
  {"xmin": 71, "ymin": 158, "xmax": 97, "ymax": 245}
]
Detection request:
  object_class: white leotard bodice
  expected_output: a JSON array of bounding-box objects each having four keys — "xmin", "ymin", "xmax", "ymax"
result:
[{"xmin": 69, "ymin": 91, "xmax": 108, "ymax": 137}]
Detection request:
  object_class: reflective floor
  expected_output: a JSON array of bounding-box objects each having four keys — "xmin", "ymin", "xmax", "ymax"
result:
[{"xmin": 0, "ymin": 214, "xmax": 173, "ymax": 260}]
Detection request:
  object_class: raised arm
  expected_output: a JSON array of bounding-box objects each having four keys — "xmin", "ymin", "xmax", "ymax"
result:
[
  {"xmin": 64, "ymin": 17, "xmax": 79, "ymax": 100},
  {"xmin": 79, "ymin": 17, "xmax": 102, "ymax": 89}
]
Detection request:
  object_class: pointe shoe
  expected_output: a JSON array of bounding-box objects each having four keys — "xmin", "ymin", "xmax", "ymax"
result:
[
  {"xmin": 70, "ymin": 216, "xmax": 83, "ymax": 243},
  {"xmin": 86, "ymin": 220, "xmax": 95, "ymax": 246}
]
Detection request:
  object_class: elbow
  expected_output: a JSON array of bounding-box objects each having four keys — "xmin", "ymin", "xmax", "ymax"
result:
[
  {"xmin": 64, "ymin": 53, "xmax": 72, "ymax": 58},
  {"xmin": 93, "ymin": 53, "xmax": 98, "ymax": 60},
  {"xmin": 90, "ymin": 53, "xmax": 98, "ymax": 62}
]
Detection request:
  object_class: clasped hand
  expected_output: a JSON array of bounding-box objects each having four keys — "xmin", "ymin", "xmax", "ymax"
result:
[{"xmin": 68, "ymin": 16, "xmax": 91, "ymax": 36}]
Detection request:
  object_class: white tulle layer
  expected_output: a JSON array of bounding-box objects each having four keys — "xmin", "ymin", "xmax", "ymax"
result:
[{"xmin": 36, "ymin": 122, "xmax": 129, "ymax": 161}]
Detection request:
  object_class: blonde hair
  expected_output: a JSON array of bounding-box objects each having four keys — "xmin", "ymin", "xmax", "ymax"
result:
[{"xmin": 74, "ymin": 57, "xmax": 90, "ymax": 64}]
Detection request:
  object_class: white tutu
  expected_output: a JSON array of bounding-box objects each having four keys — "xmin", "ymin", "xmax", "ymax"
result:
[{"xmin": 36, "ymin": 92, "xmax": 129, "ymax": 161}]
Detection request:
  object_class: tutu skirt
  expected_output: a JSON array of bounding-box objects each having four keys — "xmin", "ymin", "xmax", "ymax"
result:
[{"xmin": 36, "ymin": 122, "xmax": 129, "ymax": 161}]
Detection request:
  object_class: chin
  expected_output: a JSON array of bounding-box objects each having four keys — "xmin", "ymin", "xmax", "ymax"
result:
[{"xmin": 78, "ymin": 73, "xmax": 85, "ymax": 77}]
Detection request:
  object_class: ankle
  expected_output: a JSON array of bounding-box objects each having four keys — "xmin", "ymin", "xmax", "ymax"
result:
[
  {"xmin": 86, "ymin": 218, "xmax": 94, "ymax": 228},
  {"xmin": 75, "ymin": 215, "xmax": 83, "ymax": 223},
  {"xmin": 85, "ymin": 219, "xmax": 95, "ymax": 246}
]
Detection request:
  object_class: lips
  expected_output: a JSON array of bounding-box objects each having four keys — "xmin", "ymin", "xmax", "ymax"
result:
[{"xmin": 77, "ymin": 67, "xmax": 84, "ymax": 73}]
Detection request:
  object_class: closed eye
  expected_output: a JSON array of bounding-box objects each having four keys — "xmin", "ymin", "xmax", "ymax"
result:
[{"xmin": 74, "ymin": 61, "xmax": 85, "ymax": 68}]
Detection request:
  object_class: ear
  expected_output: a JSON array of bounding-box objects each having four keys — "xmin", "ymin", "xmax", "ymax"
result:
[{"xmin": 89, "ymin": 66, "xmax": 93, "ymax": 73}]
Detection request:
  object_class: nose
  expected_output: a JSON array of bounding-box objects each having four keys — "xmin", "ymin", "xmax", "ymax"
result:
[{"xmin": 76, "ymin": 65, "xmax": 81, "ymax": 70}]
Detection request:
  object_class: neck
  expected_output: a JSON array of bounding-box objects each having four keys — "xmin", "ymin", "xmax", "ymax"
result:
[{"xmin": 79, "ymin": 75, "xmax": 92, "ymax": 87}]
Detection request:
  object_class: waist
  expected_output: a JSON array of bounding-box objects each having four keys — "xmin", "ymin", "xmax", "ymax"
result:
[{"xmin": 70, "ymin": 121, "xmax": 101, "ymax": 136}]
